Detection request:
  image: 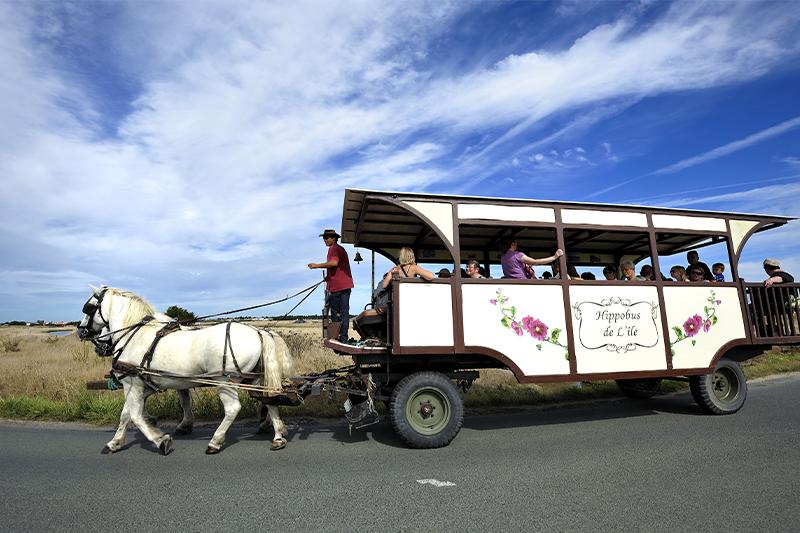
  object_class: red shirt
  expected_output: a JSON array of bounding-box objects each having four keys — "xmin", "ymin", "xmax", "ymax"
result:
[{"xmin": 326, "ymin": 243, "xmax": 354, "ymax": 292}]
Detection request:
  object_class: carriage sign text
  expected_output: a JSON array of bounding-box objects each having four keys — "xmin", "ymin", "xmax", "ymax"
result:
[{"xmin": 572, "ymin": 298, "xmax": 660, "ymax": 353}]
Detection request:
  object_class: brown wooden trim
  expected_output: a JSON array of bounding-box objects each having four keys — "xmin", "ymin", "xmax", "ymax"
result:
[
  {"xmin": 372, "ymin": 196, "xmax": 459, "ymax": 262},
  {"xmin": 555, "ymin": 209, "xmax": 578, "ymax": 374},
  {"xmin": 708, "ymin": 338, "xmax": 757, "ymax": 368},
  {"xmin": 647, "ymin": 214, "xmax": 673, "ymax": 370},
  {"xmin": 350, "ymin": 189, "xmax": 792, "ymax": 224},
  {"xmin": 392, "ymin": 346, "xmax": 457, "ymax": 355},
  {"xmin": 452, "ymin": 208, "xmax": 465, "ymax": 353},
  {"xmin": 737, "ymin": 278, "xmax": 754, "ymax": 343}
]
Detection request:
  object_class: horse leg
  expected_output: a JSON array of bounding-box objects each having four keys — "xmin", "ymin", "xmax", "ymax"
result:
[
  {"xmin": 175, "ymin": 389, "xmax": 194, "ymax": 435},
  {"xmin": 127, "ymin": 380, "xmax": 173, "ymax": 455},
  {"xmin": 206, "ymin": 386, "xmax": 240, "ymax": 454},
  {"xmin": 104, "ymin": 385, "xmax": 133, "ymax": 453},
  {"xmin": 265, "ymin": 405, "xmax": 287, "ymax": 451}
]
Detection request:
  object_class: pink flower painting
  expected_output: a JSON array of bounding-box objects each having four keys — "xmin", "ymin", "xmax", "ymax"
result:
[{"xmin": 683, "ymin": 314, "xmax": 703, "ymax": 337}]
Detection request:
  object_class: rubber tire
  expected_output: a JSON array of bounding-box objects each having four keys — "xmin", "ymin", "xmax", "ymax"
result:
[
  {"xmin": 689, "ymin": 359, "xmax": 747, "ymax": 415},
  {"xmin": 389, "ymin": 371, "xmax": 464, "ymax": 449},
  {"xmin": 616, "ymin": 378, "xmax": 663, "ymax": 399}
]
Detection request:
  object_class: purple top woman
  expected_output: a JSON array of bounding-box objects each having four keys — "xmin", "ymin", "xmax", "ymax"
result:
[{"xmin": 500, "ymin": 239, "xmax": 564, "ymax": 279}]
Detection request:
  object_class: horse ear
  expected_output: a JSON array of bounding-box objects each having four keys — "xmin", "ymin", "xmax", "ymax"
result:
[{"xmin": 89, "ymin": 284, "xmax": 101, "ymax": 296}]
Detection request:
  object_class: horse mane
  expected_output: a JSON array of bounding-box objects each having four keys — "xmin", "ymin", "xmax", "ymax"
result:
[{"xmin": 105, "ymin": 288, "xmax": 163, "ymax": 328}]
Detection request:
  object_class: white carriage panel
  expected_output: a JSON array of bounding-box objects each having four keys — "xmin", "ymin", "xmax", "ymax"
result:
[
  {"xmin": 730, "ymin": 219, "xmax": 759, "ymax": 256},
  {"xmin": 403, "ymin": 201, "xmax": 454, "ymax": 246},
  {"xmin": 652, "ymin": 214, "xmax": 726, "ymax": 233},
  {"xmin": 561, "ymin": 209, "xmax": 647, "ymax": 227},
  {"xmin": 457, "ymin": 204, "xmax": 555, "ymax": 223},
  {"xmin": 398, "ymin": 283, "xmax": 454, "ymax": 346},
  {"xmin": 663, "ymin": 286, "xmax": 745, "ymax": 370},
  {"xmin": 462, "ymin": 284, "xmax": 570, "ymax": 376},
  {"xmin": 569, "ymin": 285, "xmax": 667, "ymax": 374}
]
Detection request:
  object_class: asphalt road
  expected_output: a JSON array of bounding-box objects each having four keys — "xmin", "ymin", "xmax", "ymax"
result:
[{"xmin": 1, "ymin": 375, "xmax": 798, "ymax": 532}]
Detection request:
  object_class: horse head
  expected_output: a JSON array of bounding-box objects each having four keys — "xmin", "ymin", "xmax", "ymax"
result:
[{"xmin": 77, "ymin": 285, "xmax": 109, "ymax": 340}]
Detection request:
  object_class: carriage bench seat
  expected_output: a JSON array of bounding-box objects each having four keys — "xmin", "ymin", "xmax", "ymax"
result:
[{"xmin": 353, "ymin": 308, "xmax": 387, "ymax": 341}]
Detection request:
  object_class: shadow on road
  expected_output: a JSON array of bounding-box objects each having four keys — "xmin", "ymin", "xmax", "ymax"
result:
[{"xmin": 105, "ymin": 390, "xmax": 705, "ymax": 452}]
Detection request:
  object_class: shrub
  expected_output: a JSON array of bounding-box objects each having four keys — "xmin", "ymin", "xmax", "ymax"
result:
[{"xmin": 1, "ymin": 336, "xmax": 21, "ymax": 353}]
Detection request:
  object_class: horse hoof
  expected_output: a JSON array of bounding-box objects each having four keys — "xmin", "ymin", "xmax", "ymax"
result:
[
  {"xmin": 270, "ymin": 438, "xmax": 287, "ymax": 451},
  {"xmin": 159, "ymin": 436, "xmax": 173, "ymax": 456},
  {"xmin": 205, "ymin": 445, "xmax": 221, "ymax": 455},
  {"xmin": 175, "ymin": 425, "xmax": 193, "ymax": 436},
  {"xmin": 101, "ymin": 445, "xmax": 115, "ymax": 455}
]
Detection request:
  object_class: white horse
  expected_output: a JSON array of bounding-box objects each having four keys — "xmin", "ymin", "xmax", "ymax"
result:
[{"xmin": 78, "ymin": 285, "xmax": 293, "ymax": 454}]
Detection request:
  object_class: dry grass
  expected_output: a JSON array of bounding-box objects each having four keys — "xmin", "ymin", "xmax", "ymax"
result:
[{"xmin": 1, "ymin": 324, "xmax": 798, "ymax": 423}]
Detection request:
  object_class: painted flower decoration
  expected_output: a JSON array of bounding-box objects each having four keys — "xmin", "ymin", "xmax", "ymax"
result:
[
  {"xmin": 670, "ymin": 290, "xmax": 721, "ymax": 352},
  {"xmin": 522, "ymin": 316, "xmax": 548, "ymax": 340},
  {"xmin": 490, "ymin": 289, "xmax": 567, "ymax": 358},
  {"xmin": 683, "ymin": 314, "xmax": 703, "ymax": 337}
]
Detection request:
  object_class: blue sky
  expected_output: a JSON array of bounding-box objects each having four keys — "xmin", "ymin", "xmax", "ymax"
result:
[{"xmin": 1, "ymin": 0, "xmax": 798, "ymax": 321}]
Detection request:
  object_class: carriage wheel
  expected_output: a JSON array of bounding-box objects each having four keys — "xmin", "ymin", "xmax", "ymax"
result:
[
  {"xmin": 616, "ymin": 378, "xmax": 662, "ymax": 399},
  {"xmin": 389, "ymin": 371, "xmax": 464, "ymax": 449},
  {"xmin": 689, "ymin": 359, "xmax": 747, "ymax": 415}
]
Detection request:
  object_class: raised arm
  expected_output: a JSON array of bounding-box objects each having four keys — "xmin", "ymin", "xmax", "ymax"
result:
[{"xmin": 521, "ymin": 248, "xmax": 564, "ymax": 266}]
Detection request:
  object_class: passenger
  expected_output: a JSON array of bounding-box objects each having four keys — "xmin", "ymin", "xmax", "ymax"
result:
[
  {"xmin": 581, "ymin": 272, "xmax": 596, "ymax": 280},
  {"xmin": 437, "ymin": 268, "xmax": 452, "ymax": 279},
  {"xmin": 712, "ymin": 263, "xmax": 726, "ymax": 282},
  {"xmin": 602, "ymin": 266, "xmax": 617, "ymax": 280},
  {"xmin": 686, "ymin": 250, "xmax": 713, "ymax": 281},
  {"xmin": 541, "ymin": 271, "xmax": 552, "ymax": 280},
  {"xmin": 566, "ymin": 264, "xmax": 581, "ymax": 280},
  {"xmin": 639, "ymin": 264, "xmax": 656, "ymax": 281},
  {"xmin": 763, "ymin": 258, "xmax": 794, "ymax": 287},
  {"xmin": 688, "ymin": 265, "xmax": 707, "ymax": 283},
  {"xmin": 466, "ymin": 259, "xmax": 485, "ymax": 279},
  {"xmin": 500, "ymin": 239, "xmax": 564, "ymax": 279},
  {"xmin": 621, "ymin": 260, "xmax": 645, "ymax": 281},
  {"xmin": 670, "ymin": 265, "xmax": 687, "ymax": 282},
  {"xmin": 382, "ymin": 247, "xmax": 436, "ymax": 288}
]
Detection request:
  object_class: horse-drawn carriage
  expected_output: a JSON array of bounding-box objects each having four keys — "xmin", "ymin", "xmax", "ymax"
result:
[
  {"xmin": 79, "ymin": 188, "xmax": 799, "ymax": 453},
  {"xmin": 323, "ymin": 189, "xmax": 799, "ymax": 448}
]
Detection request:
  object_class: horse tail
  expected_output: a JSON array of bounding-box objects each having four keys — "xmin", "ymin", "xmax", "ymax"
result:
[{"xmin": 260, "ymin": 330, "xmax": 294, "ymax": 391}]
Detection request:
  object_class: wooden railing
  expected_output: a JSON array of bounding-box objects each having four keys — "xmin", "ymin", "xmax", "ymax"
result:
[{"xmin": 743, "ymin": 282, "xmax": 800, "ymax": 341}]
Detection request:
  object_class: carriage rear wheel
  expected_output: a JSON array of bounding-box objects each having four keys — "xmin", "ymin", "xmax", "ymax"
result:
[
  {"xmin": 689, "ymin": 359, "xmax": 747, "ymax": 415},
  {"xmin": 616, "ymin": 378, "xmax": 662, "ymax": 399},
  {"xmin": 389, "ymin": 371, "xmax": 463, "ymax": 449}
]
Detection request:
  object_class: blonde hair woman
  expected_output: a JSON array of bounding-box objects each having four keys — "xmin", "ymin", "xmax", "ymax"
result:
[{"xmin": 381, "ymin": 246, "xmax": 436, "ymax": 288}]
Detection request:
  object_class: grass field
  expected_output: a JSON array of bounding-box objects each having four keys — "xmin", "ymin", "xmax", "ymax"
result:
[{"xmin": 1, "ymin": 323, "xmax": 798, "ymax": 425}]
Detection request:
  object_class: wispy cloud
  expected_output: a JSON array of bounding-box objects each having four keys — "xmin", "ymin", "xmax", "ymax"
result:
[{"xmin": 651, "ymin": 115, "xmax": 800, "ymax": 175}]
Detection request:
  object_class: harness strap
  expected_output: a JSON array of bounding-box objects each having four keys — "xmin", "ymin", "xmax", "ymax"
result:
[
  {"xmin": 222, "ymin": 321, "xmax": 243, "ymax": 374},
  {"xmin": 140, "ymin": 321, "xmax": 180, "ymax": 369}
]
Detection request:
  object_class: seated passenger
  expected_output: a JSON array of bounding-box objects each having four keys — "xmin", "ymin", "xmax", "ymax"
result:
[
  {"xmin": 712, "ymin": 262, "xmax": 726, "ymax": 282},
  {"xmin": 602, "ymin": 266, "xmax": 617, "ymax": 280},
  {"xmin": 382, "ymin": 246, "xmax": 436, "ymax": 288},
  {"xmin": 670, "ymin": 265, "xmax": 687, "ymax": 282},
  {"xmin": 763, "ymin": 258, "xmax": 794, "ymax": 287},
  {"xmin": 686, "ymin": 250, "xmax": 713, "ymax": 281},
  {"xmin": 688, "ymin": 266, "xmax": 707, "ymax": 283},
  {"xmin": 466, "ymin": 259, "xmax": 485, "ymax": 279},
  {"xmin": 541, "ymin": 271, "xmax": 552, "ymax": 280},
  {"xmin": 639, "ymin": 264, "xmax": 655, "ymax": 281},
  {"xmin": 500, "ymin": 239, "xmax": 563, "ymax": 279},
  {"xmin": 566, "ymin": 264, "xmax": 581, "ymax": 280},
  {"xmin": 437, "ymin": 268, "xmax": 452, "ymax": 278},
  {"xmin": 581, "ymin": 272, "xmax": 596, "ymax": 280},
  {"xmin": 621, "ymin": 260, "xmax": 646, "ymax": 281}
]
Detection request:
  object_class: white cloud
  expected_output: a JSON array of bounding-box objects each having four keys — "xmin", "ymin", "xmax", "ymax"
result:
[{"xmin": 651, "ymin": 115, "xmax": 800, "ymax": 175}]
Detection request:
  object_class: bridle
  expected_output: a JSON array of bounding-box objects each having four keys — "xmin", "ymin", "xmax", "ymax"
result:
[{"xmin": 78, "ymin": 289, "xmax": 151, "ymax": 358}]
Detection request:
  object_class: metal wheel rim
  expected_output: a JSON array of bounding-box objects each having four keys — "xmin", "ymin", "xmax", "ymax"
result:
[
  {"xmin": 405, "ymin": 386, "xmax": 451, "ymax": 435},
  {"xmin": 712, "ymin": 367, "xmax": 740, "ymax": 404}
]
